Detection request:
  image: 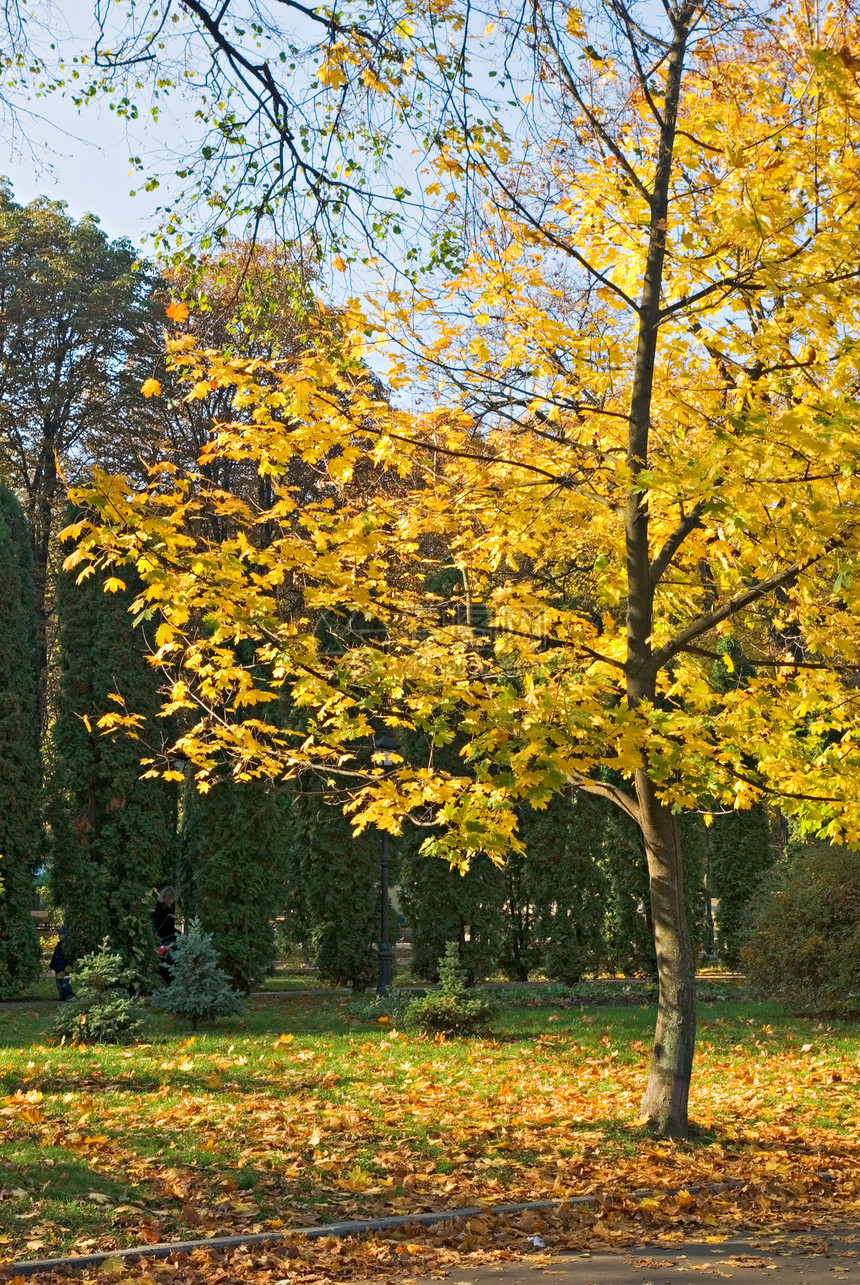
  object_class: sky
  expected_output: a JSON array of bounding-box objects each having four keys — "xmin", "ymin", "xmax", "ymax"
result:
[
  {"xmin": 1, "ymin": 0, "xmax": 187, "ymax": 248},
  {"xmin": 4, "ymin": 104, "xmax": 163, "ymax": 245}
]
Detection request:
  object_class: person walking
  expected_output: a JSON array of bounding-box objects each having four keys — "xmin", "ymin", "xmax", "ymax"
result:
[
  {"xmin": 153, "ymin": 885, "xmax": 177, "ymax": 985},
  {"xmin": 49, "ymin": 927, "xmax": 74, "ymax": 1001}
]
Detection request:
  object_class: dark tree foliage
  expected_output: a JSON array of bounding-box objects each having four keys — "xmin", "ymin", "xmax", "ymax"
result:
[
  {"xmin": 744, "ymin": 840, "xmax": 860, "ymax": 1014},
  {"xmin": 678, "ymin": 812, "xmax": 708, "ymax": 957},
  {"xmin": 396, "ymin": 720, "xmax": 503, "ymax": 983},
  {"xmin": 47, "ymin": 559, "xmax": 176, "ymax": 984},
  {"xmin": 0, "ymin": 188, "xmax": 161, "ymax": 729},
  {"xmin": 600, "ymin": 806, "xmax": 707, "ymax": 977},
  {"xmin": 708, "ymin": 804, "xmax": 774, "ymax": 966},
  {"xmin": 294, "ymin": 786, "xmax": 394, "ymax": 990},
  {"xmin": 0, "ymin": 483, "xmax": 41, "ymax": 997},
  {"xmin": 181, "ymin": 780, "xmax": 295, "ymax": 993},
  {"xmin": 400, "ymin": 848, "xmax": 505, "ymax": 983},
  {"xmin": 521, "ymin": 792, "xmax": 608, "ymax": 985},
  {"xmin": 497, "ymin": 848, "xmax": 541, "ymax": 982}
]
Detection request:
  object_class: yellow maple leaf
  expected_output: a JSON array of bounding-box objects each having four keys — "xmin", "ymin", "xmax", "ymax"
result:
[
  {"xmin": 318, "ymin": 58, "xmax": 347, "ymax": 89},
  {"xmin": 141, "ymin": 378, "xmax": 161, "ymax": 398}
]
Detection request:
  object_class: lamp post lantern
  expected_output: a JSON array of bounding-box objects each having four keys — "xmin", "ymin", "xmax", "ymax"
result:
[{"xmin": 373, "ymin": 730, "xmax": 399, "ymax": 995}]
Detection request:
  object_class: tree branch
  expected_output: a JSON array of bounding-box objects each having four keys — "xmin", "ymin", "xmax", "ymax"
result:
[
  {"xmin": 649, "ymin": 499, "xmax": 706, "ymax": 585},
  {"xmin": 650, "ymin": 537, "xmax": 847, "ymax": 672},
  {"xmin": 568, "ymin": 773, "xmax": 641, "ymax": 825}
]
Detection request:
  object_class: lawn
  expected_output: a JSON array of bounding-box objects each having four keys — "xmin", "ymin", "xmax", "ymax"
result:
[{"xmin": 1, "ymin": 986, "xmax": 859, "ymax": 1278}]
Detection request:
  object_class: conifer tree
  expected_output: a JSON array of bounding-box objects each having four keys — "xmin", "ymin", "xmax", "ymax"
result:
[
  {"xmin": 294, "ymin": 786, "xmax": 392, "ymax": 990},
  {"xmin": 601, "ymin": 807, "xmax": 707, "ymax": 976},
  {"xmin": 401, "ymin": 849, "xmax": 504, "ymax": 982},
  {"xmin": 398, "ymin": 721, "xmax": 504, "ymax": 982},
  {"xmin": 601, "ymin": 806, "xmax": 656, "ymax": 975},
  {"xmin": 151, "ymin": 919, "xmax": 243, "ymax": 1026},
  {"xmin": 497, "ymin": 848, "xmax": 540, "ymax": 982},
  {"xmin": 0, "ymin": 483, "xmax": 41, "ymax": 997},
  {"xmin": 181, "ymin": 780, "xmax": 295, "ymax": 993},
  {"xmin": 708, "ymin": 805, "xmax": 773, "ymax": 966},
  {"xmin": 522, "ymin": 792, "xmax": 608, "ymax": 984},
  {"xmin": 48, "ymin": 556, "xmax": 176, "ymax": 983}
]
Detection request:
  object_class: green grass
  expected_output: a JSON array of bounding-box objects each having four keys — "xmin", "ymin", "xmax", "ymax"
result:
[{"xmin": 0, "ymin": 990, "xmax": 858, "ymax": 1260}]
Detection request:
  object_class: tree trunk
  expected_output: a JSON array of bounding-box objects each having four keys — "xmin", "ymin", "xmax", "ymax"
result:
[
  {"xmin": 636, "ymin": 768, "xmax": 696, "ymax": 1136},
  {"xmin": 620, "ymin": 8, "xmax": 695, "ymax": 1136}
]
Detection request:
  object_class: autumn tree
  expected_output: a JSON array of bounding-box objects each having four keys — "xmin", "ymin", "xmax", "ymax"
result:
[
  {"xmin": 0, "ymin": 483, "xmax": 41, "ymax": 997},
  {"xmin": 0, "ymin": 189, "xmax": 161, "ymax": 728},
  {"xmin": 68, "ymin": 0, "xmax": 860, "ymax": 1137}
]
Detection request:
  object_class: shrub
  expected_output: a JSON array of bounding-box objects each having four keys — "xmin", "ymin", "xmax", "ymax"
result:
[
  {"xmin": 347, "ymin": 989, "xmax": 413, "ymax": 1024},
  {"xmin": 53, "ymin": 940, "xmax": 143, "ymax": 1044},
  {"xmin": 151, "ymin": 919, "xmax": 243, "ymax": 1027},
  {"xmin": 743, "ymin": 841, "xmax": 860, "ymax": 1014},
  {"xmin": 405, "ymin": 942, "xmax": 495, "ymax": 1037}
]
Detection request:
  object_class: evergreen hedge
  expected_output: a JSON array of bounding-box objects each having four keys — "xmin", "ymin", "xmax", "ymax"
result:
[
  {"xmin": 181, "ymin": 780, "xmax": 294, "ymax": 993},
  {"xmin": 48, "ymin": 553, "xmax": 176, "ymax": 984},
  {"xmin": 0, "ymin": 484, "xmax": 41, "ymax": 997},
  {"xmin": 400, "ymin": 850, "xmax": 504, "ymax": 982},
  {"xmin": 709, "ymin": 805, "xmax": 773, "ymax": 966},
  {"xmin": 744, "ymin": 840, "xmax": 860, "ymax": 1014},
  {"xmin": 294, "ymin": 786, "xmax": 393, "ymax": 990}
]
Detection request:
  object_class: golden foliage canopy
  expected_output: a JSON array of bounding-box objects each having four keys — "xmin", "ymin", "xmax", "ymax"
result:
[{"xmin": 68, "ymin": 0, "xmax": 860, "ymax": 859}]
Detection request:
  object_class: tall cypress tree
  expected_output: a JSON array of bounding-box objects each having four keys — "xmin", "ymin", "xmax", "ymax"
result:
[
  {"xmin": 181, "ymin": 780, "xmax": 295, "ymax": 993},
  {"xmin": 601, "ymin": 804, "xmax": 707, "ymax": 976},
  {"xmin": 401, "ymin": 848, "xmax": 504, "ymax": 982},
  {"xmin": 708, "ymin": 805, "xmax": 773, "ymax": 965},
  {"xmin": 294, "ymin": 785, "xmax": 394, "ymax": 990},
  {"xmin": 521, "ymin": 791, "xmax": 608, "ymax": 984},
  {"xmin": 47, "ymin": 558, "xmax": 176, "ymax": 983},
  {"xmin": 0, "ymin": 484, "xmax": 41, "ymax": 996}
]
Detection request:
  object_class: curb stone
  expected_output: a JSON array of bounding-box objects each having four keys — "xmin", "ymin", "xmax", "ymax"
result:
[
  {"xmin": 2, "ymin": 1196, "xmax": 587, "ymax": 1276},
  {"xmin": 2, "ymin": 1183, "xmax": 749, "ymax": 1277}
]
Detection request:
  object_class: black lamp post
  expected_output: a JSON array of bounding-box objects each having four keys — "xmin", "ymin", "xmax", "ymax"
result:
[{"xmin": 373, "ymin": 730, "xmax": 399, "ymax": 996}]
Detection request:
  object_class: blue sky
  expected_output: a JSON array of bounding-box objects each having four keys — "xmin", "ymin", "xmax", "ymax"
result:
[
  {"xmin": 4, "ymin": 103, "xmax": 163, "ymax": 244},
  {"xmin": 1, "ymin": 0, "xmax": 183, "ymax": 246}
]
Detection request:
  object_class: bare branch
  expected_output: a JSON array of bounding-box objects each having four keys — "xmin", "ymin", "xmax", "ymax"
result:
[{"xmin": 649, "ymin": 499, "xmax": 706, "ymax": 585}]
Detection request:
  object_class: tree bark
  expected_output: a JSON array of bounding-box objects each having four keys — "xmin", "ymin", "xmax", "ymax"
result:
[
  {"xmin": 622, "ymin": 6, "xmax": 696, "ymax": 1135},
  {"xmin": 635, "ymin": 768, "xmax": 696, "ymax": 1136}
]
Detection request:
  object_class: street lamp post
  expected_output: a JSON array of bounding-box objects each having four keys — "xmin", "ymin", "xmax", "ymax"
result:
[{"xmin": 373, "ymin": 730, "xmax": 399, "ymax": 996}]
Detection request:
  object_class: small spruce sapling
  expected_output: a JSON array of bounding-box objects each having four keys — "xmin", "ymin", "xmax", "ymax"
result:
[
  {"xmin": 405, "ymin": 941, "xmax": 495, "ymax": 1037},
  {"xmin": 151, "ymin": 919, "xmax": 243, "ymax": 1027},
  {"xmin": 53, "ymin": 940, "xmax": 143, "ymax": 1044}
]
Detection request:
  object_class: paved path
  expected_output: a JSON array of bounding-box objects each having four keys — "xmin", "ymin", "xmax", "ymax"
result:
[
  {"xmin": 439, "ymin": 1234, "xmax": 859, "ymax": 1285},
  {"xmin": 0, "ymin": 972, "xmax": 746, "ymax": 1009}
]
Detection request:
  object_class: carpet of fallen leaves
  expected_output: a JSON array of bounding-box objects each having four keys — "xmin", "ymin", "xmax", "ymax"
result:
[{"xmin": 0, "ymin": 991, "xmax": 859, "ymax": 1282}]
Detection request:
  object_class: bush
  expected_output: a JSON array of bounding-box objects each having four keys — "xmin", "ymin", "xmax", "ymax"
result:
[
  {"xmin": 53, "ymin": 940, "xmax": 143, "ymax": 1044},
  {"xmin": 347, "ymin": 989, "xmax": 413, "ymax": 1024},
  {"xmin": 151, "ymin": 919, "xmax": 243, "ymax": 1027},
  {"xmin": 744, "ymin": 841, "xmax": 860, "ymax": 1014},
  {"xmin": 405, "ymin": 942, "xmax": 495, "ymax": 1037}
]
